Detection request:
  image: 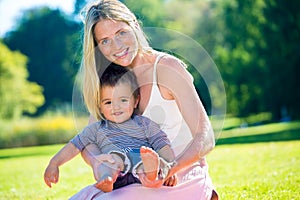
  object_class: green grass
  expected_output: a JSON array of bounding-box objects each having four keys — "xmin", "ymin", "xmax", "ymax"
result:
[
  {"xmin": 217, "ymin": 121, "xmax": 300, "ymax": 144},
  {"xmin": 0, "ymin": 119, "xmax": 299, "ymax": 199},
  {"xmin": 208, "ymin": 141, "xmax": 300, "ymax": 199},
  {"xmin": 0, "ymin": 141, "xmax": 299, "ymax": 199},
  {"xmin": 0, "ymin": 145, "xmax": 94, "ymax": 200}
]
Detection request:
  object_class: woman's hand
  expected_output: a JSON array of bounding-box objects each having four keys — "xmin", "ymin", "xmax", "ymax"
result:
[
  {"xmin": 139, "ymin": 172, "xmax": 178, "ymax": 188},
  {"xmin": 163, "ymin": 174, "xmax": 178, "ymax": 186},
  {"xmin": 91, "ymin": 154, "xmax": 116, "ymax": 180},
  {"xmin": 81, "ymin": 144, "xmax": 116, "ymax": 180},
  {"xmin": 138, "ymin": 173, "xmax": 165, "ymax": 188}
]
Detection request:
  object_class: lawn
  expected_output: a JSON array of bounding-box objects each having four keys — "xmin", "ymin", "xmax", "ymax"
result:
[
  {"xmin": 0, "ymin": 145, "xmax": 94, "ymax": 199},
  {"xmin": 0, "ymin": 140, "xmax": 299, "ymax": 199},
  {"xmin": 208, "ymin": 141, "xmax": 300, "ymax": 200}
]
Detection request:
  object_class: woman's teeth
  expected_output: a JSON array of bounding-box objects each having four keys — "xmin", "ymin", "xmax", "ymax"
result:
[{"xmin": 115, "ymin": 49, "xmax": 127, "ymax": 57}]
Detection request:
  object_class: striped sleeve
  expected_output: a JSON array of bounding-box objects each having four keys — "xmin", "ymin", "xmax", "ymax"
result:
[
  {"xmin": 138, "ymin": 116, "xmax": 171, "ymax": 151},
  {"xmin": 70, "ymin": 122, "xmax": 99, "ymax": 151}
]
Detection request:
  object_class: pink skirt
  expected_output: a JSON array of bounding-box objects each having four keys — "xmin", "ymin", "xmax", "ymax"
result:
[{"xmin": 69, "ymin": 163, "xmax": 216, "ymax": 200}]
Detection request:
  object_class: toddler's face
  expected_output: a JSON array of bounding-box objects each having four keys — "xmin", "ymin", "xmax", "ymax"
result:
[{"xmin": 100, "ymin": 83, "xmax": 138, "ymax": 123}]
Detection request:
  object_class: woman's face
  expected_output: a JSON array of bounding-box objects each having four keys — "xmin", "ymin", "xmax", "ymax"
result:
[{"xmin": 94, "ymin": 19, "xmax": 139, "ymax": 67}]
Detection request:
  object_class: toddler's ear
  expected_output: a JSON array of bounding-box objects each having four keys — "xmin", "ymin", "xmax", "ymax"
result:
[{"xmin": 134, "ymin": 94, "xmax": 140, "ymax": 108}]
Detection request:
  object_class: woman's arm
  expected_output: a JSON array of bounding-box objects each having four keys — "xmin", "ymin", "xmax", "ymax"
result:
[
  {"xmin": 157, "ymin": 145, "xmax": 178, "ymax": 186},
  {"xmin": 157, "ymin": 56, "xmax": 215, "ymax": 177},
  {"xmin": 81, "ymin": 115, "xmax": 115, "ymax": 180},
  {"xmin": 81, "ymin": 115, "xmax": 99, "ymax": 166},
  {"xmin": 157, "ymin": 145, "xmax": 175, "ymax": 163},
  {"xmin": 82, "ymin": 142, "xmax": 117, "ymax": 180}
]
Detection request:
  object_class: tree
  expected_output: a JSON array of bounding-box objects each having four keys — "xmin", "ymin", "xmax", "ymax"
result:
[
  {"xmin": 4, "ymin": 7, "xmax": 81, "ymax": 113},
  {"xmin": 262, "ymin": 0, "xmax": 300, "ymax": 120},
  {"xmin": 0, "ymin": 42, "xmax": 44, "ymax": 119},
  {"xmin": 193, "ymin": 0, "xmax": 267, "ymax": 117},
  {"xmin": 74, "ymin": 0, "xmax": 88, "ymax": 15},
  {"xmin": 124, "ymin": 0, "xmax": 167, "ymax": 27}
]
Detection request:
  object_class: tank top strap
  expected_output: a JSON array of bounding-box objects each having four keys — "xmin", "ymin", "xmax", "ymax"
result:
[{"xmin": 153, "ymin": 54, "xmax": 166, "ymax": 83}]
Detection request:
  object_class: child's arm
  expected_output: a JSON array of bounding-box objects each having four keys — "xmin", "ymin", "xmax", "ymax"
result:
[{"xmin": 44, "ymin": 142, "xmax": 80, "ymax": 188}]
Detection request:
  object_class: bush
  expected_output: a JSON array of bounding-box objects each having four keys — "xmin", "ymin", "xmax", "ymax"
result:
[{"xmin": 0, "ymin": 115, "xmax": 87, "ymax": 149}]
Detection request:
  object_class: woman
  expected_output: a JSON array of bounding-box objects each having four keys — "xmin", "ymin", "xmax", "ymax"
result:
[{"xmin": 72, "ymin": 0, "xmax": 219, "ymax": 199}]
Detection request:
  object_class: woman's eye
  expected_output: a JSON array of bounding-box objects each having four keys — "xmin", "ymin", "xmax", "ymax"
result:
[
  {"xmin": 101, "ymin": 39, "xmax": 110, "ymax": 46},
  {"xmin": 119, "ymin": 30, "xmax": 128, "ymax": 37}
]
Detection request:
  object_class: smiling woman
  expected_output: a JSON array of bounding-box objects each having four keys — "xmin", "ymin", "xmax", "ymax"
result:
[
  {"xmin": 72, "ymin": 0, "xmax": 219, "ymax": 199},
  {"xmin": 94, "ymin": 20, "xmax": 139, "ymax": 67}
]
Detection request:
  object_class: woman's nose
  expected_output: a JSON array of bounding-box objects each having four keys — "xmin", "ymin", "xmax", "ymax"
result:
[{"xmin": 112, "ymin": 37, "xmax": 123, "ymax": 49}]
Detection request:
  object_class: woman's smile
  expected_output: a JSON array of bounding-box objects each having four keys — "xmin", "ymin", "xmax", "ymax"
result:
[
  {"xmin": 114, "ymin": 48, "xmax": 129, "ymax": 59},
  {"xmin": 94, "ymin": 19, "xmax": 139, "ymax": 66}
]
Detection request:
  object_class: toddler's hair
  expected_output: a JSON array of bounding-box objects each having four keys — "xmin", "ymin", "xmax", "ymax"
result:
[{"xmin": 100, "ymin": 63, "xmax": 139, "ymax": 100}]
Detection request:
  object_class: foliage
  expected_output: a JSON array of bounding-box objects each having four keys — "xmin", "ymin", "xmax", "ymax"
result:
[
  {"xmin": 74, "ymin": 0, "xmax": 89, "ymax": 15},
  {"xmin": 221, "ymin": 112, "xmax": 273, "ymax": 130},
  {"xmin": 124, "ymin": 0, "xmax": 166, "ymax": 27},
  {"xmin": 0, "ymin": 141, "xmax": 299, "ymax": 199},
  {"xmin": 261, "ymin": 0, "xmax": 300, "ymax": 119},
  {"xmin": 0, "ymin": 112, "xmax": 298, "ymax": 149},
  {"xmin": 164, "ymin": 0, "xmax": 207, "ymax": 35},
  {"xmin": 194, "ymin": 0, "xmax": 267, "ymax": 117},
  {"xmin": 193, "ymin": 0, "xmax": 300, "ymax": 120},
  {"xmin": 3, "ymin": 7, "xmax": 82, "ymax": 114},
  {"xmin": 0, "ymin": 114, "xmax": 88, "ymax": 149},
  {"xmin": 0, "ymin": 42, "xmax": 44, "ymax": 119},
  {"xmin": 2, "ymin": 0, "xmax": 300, "ymax": 120}
]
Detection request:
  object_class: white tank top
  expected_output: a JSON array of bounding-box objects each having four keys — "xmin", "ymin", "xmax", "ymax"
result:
[{"xmin": 142, "ymin": 54, "xmax": 193, "ymax": 155}]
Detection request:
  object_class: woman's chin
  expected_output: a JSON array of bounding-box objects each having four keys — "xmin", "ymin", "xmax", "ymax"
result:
[{"xmin": 113, "ymin": 59, "xmax": 132, "ymax": 67}]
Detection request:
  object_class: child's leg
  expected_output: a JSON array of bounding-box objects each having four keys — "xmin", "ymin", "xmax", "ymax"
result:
[
  {"xmin": 95, "ymin": 153, "xmax": 124, "ymax": 192},
  {"xmin": 138, "ymin": 146, "xmax": 159, "ymax": 181}
]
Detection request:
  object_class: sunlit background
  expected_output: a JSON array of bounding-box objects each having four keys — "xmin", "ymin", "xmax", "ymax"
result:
[{"xmin": 0, "ymin": 0, "xmax": 299, "ymax": 199}]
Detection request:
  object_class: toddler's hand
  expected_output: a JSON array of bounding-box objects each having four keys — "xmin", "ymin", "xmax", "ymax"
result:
[{"xmin": 44, "ymin": 164, "xmax": 59, "ymax": 188}]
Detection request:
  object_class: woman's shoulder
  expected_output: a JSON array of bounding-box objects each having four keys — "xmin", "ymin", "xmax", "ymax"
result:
[
  {"xmin": 158, "ymin": 53, "xmax": 186, "ymax": 68},
  {"xmin": 156, "ymin": 53, "xmax": 193, "ymax": 82}
]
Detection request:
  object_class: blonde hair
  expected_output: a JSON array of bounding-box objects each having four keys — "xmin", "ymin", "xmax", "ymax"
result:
[{"xmin": 80, "ymin": 0, "xmax": 150, "ymax": 120}]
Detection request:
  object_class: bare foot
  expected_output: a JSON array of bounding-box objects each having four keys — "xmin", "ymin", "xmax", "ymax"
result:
[
  {"xmin": 140, "ymin": 146, "xmax": 159, "ymax": 181},
  {"xmin": 95, "ymin": 175, "xmax": 114, "ymax": 192}
]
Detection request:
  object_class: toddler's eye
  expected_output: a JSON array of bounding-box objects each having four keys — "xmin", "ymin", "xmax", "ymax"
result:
[
  {"xmin": 121, "ymin": 98, "xmax": 129, "ymax": 103},
  {"xmin": 104, "ymin": 101, "xmax": 112, "ymax": 105}
]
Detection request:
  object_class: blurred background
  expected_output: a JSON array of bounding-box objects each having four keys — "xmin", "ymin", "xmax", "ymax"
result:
[{"xmin": 0, "ymin": 0, "xmax": 299, "ymax": 148}]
